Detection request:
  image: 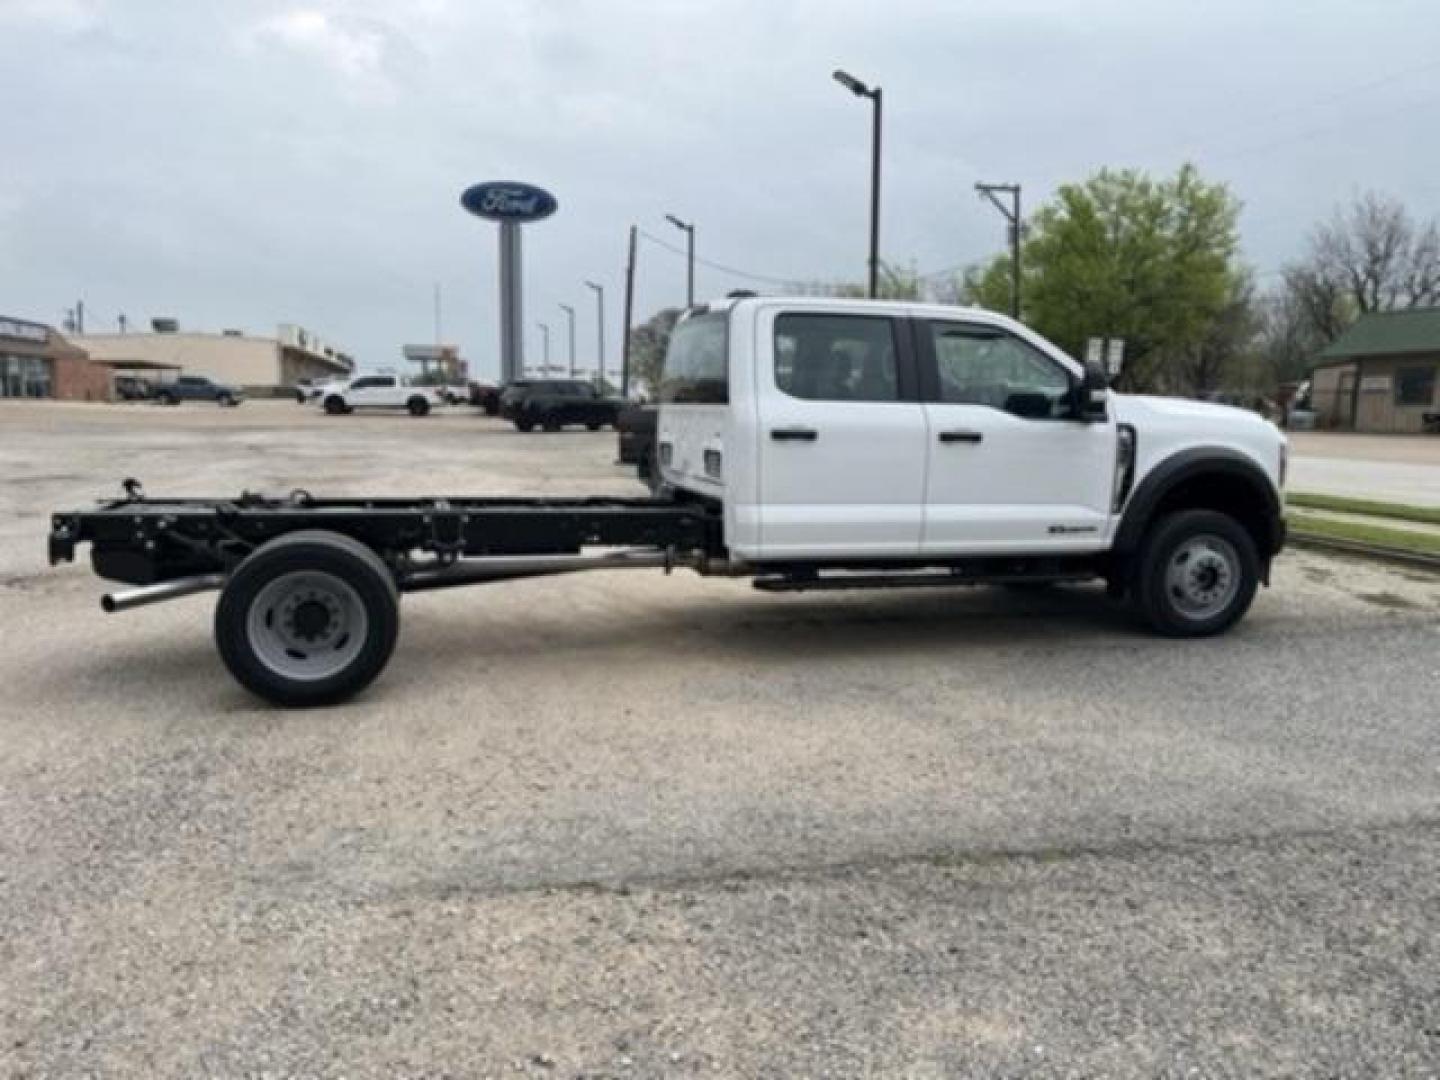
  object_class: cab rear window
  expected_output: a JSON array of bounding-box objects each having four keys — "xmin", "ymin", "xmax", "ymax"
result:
[{"xmin": 660, "ymin": 312, "xmax": 728, "ymax": 404}]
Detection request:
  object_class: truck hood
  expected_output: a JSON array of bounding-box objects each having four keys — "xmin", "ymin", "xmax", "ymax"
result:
[
  {"xmin": 1111, "ymin": 394, "xmax": 1286, "ymax": 483},
  {"xmin": 1113, "ymin": 393, "xmax": 1276, "ymax": 434}
]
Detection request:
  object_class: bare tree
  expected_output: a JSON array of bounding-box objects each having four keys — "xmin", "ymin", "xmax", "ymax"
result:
[{"xmin": 1284, "ymin": 191, "xmax": 1440, "ymax": 343}]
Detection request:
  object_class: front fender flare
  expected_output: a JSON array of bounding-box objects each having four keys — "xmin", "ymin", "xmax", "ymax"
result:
[{"xmin": 1113, "ymin": 447, "xmax": 1282, "ymax": 558}]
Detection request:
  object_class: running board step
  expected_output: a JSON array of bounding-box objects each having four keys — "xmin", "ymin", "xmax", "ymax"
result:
[{"xmin": 752, "ymin": 570, "xmax": 1094, "ymax": 593}]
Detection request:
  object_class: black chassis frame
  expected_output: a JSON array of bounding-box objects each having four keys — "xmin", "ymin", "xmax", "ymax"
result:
[
  {"xmin": 49, "ymin": 485, "xmax": 723, "ymax": 587},
  {"xmin": 48, "ymin": 483, "xmax": 1112, "ymax": 595}
]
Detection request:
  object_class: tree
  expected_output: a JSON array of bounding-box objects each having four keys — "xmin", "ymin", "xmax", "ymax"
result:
[
  {"xmin": 833, "ymin": 261, "xmax": 925, "ymax": 300},
  {"xmin": 1282, "ymin": 191, "xmax": 1440, "ymax": 345},
  {"xmin": 958, "ymin": 257, "xmax": 1014, "ymax": 313},
  {"xmin": 1167, "ymin": 273, "xmax": 1262, "ymax": 395},
  {"xmin": 961, "ymin": 165, "xmax": 1245, "ymax": 392},
  {"xmin": 1257, "ymin": 287, "xmax": 1327, "ymax": 388},
  {"xmin": 626, "ymin": 307, "xmax": 681, "ymax": 397}
]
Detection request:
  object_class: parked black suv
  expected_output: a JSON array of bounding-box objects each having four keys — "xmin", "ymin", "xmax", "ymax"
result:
[{"xmin": 499, "ymin": 380, "xmax": 623, "ymax": 432}]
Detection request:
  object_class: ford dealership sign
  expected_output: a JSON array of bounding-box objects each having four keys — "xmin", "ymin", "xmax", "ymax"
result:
[{"xmin": 460, "ymin": 182, "xmax": 558, "ymax": 223}]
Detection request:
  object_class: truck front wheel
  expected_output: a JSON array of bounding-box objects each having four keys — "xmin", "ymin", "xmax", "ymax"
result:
[
  {"xmin": 324, "ymin": 396, "xmax": 347, "ymax": 415},
  {"xmin": 407, "ymin": 396, "xmax": 431, "ymax": 417},
  {"xmin": 214, "ymin": 531, "xmax": 400, "ymax": 707},
  {"xmin": 1133, "ymin": 509, "xmax": 1259, "ymax": 637}
]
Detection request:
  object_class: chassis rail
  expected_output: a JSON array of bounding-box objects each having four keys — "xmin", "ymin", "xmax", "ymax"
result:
[{"xmin": 50, "ymin": 482, "xmax": 720, "ymax": 588}]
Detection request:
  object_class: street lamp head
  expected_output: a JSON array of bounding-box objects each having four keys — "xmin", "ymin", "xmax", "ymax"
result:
[
  {"xmin": 584, "ymin": 280, "xmax": 602, "ymax": 292},
  {"xmin": 559, "ymin": 303, "xmax": 574, "ymax": 314},
  {"xmin": 832, "ymin": 69, "xmax": 869, "ymax": 97},
  {"xmin": 665, "ymin": 213, "xmax": 691, "ymax": 232}
]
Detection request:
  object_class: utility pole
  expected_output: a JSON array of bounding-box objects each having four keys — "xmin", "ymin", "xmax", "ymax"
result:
[
  {"xmin": 559, "ymin": 303, "xmax": 576, "ymax": 377},
  {"xmin": 584, "ymin": 280, "xmax": 605, "ymax": 389},
  {"xmin": 433, "ymin": 282, "xmax": 442, "ymax": 344},
  {"xmin": 76, "ymin": 299, "xmax": 85, "ymax": 335},
  {"xmin": 664, "ymin": 214, "xmax": 695, "ymax": 307},
  {"xmin": 621, "ymin": 225, "xmax": 637, "ymax": 398},
  {"xmin": 833, "ymin": 70, "xmax": 883, "ymax": 298},
  {"xmin": 118, "ymin": 313, "xmax": 128, "ymax": 334},
  {"xmin": 975, "ymin": 182, "xmax": 1022, "ymax": 319}
]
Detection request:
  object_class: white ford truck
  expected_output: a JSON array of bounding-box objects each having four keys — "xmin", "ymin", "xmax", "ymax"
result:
[
  {"xmin": 50, "ymin": 296, "xmax": 1286, "ymax": 706},
  {"xmin": 318, "ymin": 374, "xmax": 443, "ymax": 417}
]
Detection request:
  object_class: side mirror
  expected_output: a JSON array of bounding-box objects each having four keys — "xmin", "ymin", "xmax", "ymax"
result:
[{"xmin": 1074, "ymin": 360, "xmax": 1110, "ymax": 421}]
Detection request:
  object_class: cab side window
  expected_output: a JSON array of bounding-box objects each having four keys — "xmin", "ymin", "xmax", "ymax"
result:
[
  {"xmin": 775, "ymin": 314, "xmax": 899, "ymax": 402},
  {"xmin": 929, "ymin": 323, "xmax": 1071, "ymax": 419}
]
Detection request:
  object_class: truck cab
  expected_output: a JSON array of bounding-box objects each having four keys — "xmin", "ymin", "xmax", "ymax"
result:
[{"xmin": 658, "ymin": 297, "xmax": 1286, "ymax": 628}]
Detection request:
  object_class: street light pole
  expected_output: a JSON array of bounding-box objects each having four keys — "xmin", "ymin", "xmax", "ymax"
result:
[
  {"xmin": 665, "ymin": 214, "xmax": 695, "ymax": 307},
  {"xmin": 536, "ymin": 321, "xmax": 550, "ymax": 372},
  {"xmin": 833, "ymin": 69, "xmax": 882, "ymax": 299},
  {"xmin": 584, "ymin": 281, "xmax": 605, "ymax": 389},
  {"xmin": 559, "ymin": 303, "xmax": 577, "ymax": 377},
  {"xmin": 976, "ymin": 182, "xmax": 1023, "ymax": 319}
]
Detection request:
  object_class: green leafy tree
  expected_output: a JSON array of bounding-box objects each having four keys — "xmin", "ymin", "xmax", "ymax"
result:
[{"xmin": 963, "ymin": 165, "xmax": 1244, "ymax": 391}]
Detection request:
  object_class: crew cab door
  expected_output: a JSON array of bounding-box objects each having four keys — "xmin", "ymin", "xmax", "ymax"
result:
[
  {"xmin": 918, "ymin": 319, "xmax": 1116, "ymax": 554},
  {"xmin": 754, "ymin": 308, "xmax": 927, "ymax": 557},
  {"xmin": 349, "ymin": 375, "xmax": 397, "ymax": 408}
]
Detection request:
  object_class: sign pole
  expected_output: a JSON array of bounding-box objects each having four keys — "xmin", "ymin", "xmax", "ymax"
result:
[
  {"xmin": 621, "ymin": 225, "xmax": 637, "ymax": 399},
  {"xmin": 460, "ymin": 182, "xmax": 558, "ymax": 386}
]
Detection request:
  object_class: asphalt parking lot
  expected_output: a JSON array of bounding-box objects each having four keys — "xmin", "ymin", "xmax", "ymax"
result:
[{"xmin": 3, "ymin": 400, "xmax": 1440, "ymax": 1077}]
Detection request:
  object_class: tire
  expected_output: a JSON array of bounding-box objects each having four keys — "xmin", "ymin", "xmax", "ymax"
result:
[
  {"xmin": 407, "ymin": 396, "xmax": 431, "ymax": 417},
  {"xmin": 324, "ymin": 396, "xmax": 346, "ymax": 415},
  {"xmin": 514, "ymin": 418, "xmax": 534, "ymax": 432},
  {"xmin": 217, "ymin": 393, "xmax": 234, "ymax": 408},
  {"xmin": 214, "ymin": 531, "xmax": 400, "ymax": 707},
  {"xmin": 157, "ymin": 392, "xmax": 176, "ymax": 406},
  {"xmin": 542, "ymin": 413, "xmax": 562, "ymax": 432},
  {"xmin": 1133, "ymin": 509, "xmax": 1259, "ymax": 637},
  {"xmin": 586, "ymin": 421, "xmax": 602, "ymax": 431}
]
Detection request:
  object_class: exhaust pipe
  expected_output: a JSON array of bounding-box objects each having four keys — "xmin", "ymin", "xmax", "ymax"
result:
[
  {"xmin": 401, "ymin": 548, "xmax": 743, "ymax": 593},
  {"xmin": 101, "ymin": 573, "xmax": 227, "ymax": 613}
]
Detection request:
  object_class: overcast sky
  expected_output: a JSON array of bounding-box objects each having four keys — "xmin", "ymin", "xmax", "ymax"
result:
[{"xmin": 1, "ymin": 0, "xmax": 1436, "ymax": 380}]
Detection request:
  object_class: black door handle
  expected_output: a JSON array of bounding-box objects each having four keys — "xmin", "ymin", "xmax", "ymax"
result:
[
  {"xmin": 771, "ymin": 427, "xmax": 818, "ymax": 441},
  {"xmin": 938, "ymin": 430, "xmax": 984, "ymax": 444}
]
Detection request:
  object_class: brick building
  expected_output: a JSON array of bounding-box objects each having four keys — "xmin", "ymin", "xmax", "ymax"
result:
[{"xmin": 0, "ymin": 316, "xmax": 111, "ymax": 401}]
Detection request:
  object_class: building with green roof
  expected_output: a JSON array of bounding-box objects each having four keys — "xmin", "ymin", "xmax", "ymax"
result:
[{"xmin": 1309, "ymin": 308, "xmax": 1440, "ymax": 433}]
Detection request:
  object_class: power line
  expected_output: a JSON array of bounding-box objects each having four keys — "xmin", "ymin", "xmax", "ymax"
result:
[{"xmin": 636, "ymin": 227, "xmax": 854, "ymax": 292}]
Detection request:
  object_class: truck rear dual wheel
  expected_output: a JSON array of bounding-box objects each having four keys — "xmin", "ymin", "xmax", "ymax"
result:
[
  {"xmin": 215, "ymin": 531, "xmax": 400, "ymax": 707},
  {"xmin": 1133, "ymin": 509, "xmax": 1259, "ymax": 637}
]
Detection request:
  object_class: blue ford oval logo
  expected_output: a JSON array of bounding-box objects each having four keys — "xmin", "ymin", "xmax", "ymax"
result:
[{"xmin": 460, "ymin": 182, "xmax": 558, "ymax": 223}]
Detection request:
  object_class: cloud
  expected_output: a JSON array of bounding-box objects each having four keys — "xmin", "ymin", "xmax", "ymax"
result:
[
  {"xmin": 0, "ymin": 0, "xmax": 103, "ymax": 32},
  {"xmin": 249, "ymin": 6, "xmax": 395, "ymax": 92}
]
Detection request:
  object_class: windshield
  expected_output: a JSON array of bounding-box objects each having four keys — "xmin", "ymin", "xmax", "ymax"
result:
[{"xmin": 660, "ymin": 311, "xmax": 728, "ymax": 404}]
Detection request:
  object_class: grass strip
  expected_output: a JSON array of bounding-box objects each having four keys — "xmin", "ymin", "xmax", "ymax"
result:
[
  {"xmin": 1289, "ymin": 510, "xmax": 1440, "ymax": 558},
  {"xmin": 1288, "ymin": 492, "xmax": 1440, "ymax": 526}
]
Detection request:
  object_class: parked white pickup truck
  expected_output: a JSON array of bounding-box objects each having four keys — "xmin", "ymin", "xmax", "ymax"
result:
[
  {"xmin": 50, "ymin": 296, "xmax": 1287, "ymax": 706},
  {"xmin": 318, "ymin": 374, "xmax": 443, "ymax": 417}
]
